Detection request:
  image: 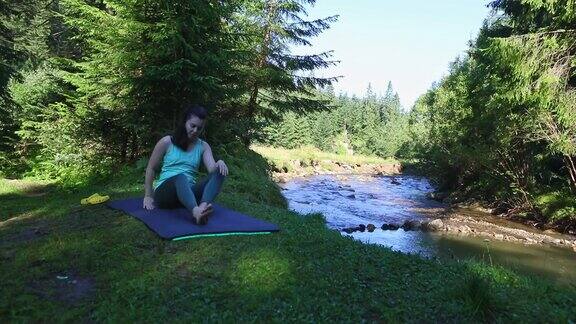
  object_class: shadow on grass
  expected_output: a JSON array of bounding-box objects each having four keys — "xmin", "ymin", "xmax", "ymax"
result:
[{"xmin": 2, "ymin": 173, "xmax": 576, "ymax": 321}]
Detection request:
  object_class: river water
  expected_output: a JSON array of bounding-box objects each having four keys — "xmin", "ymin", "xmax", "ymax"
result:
[{"xmin": 280, "ymin": 174, "xmax": 576, "ymax": 285}]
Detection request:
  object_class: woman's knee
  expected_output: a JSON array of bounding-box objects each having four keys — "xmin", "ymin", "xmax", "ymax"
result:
[{"xmin": 209, "ymin": 171, "xmax": 226, "ymax": 182}]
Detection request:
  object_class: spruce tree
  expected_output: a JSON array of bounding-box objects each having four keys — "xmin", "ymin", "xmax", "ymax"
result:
[{"xmin": 237, "ymin": 0, "xmax": 339, "ymax": 145}]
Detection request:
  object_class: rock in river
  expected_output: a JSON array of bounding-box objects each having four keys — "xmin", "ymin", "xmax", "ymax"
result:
[
  {"xmin": 402, "ymin": 220, "xmax": 421, "ymax": 231},
  {"xmin": 342, "ymin": 227, "xmax": 355, "ymax": 234},
  {"xmin": 381, "ymin": 223, "xmax": 399, "ymax": 230},
  {"xmin": 421, "ymin": 219, "xmax": 444, "ymax": 231}
]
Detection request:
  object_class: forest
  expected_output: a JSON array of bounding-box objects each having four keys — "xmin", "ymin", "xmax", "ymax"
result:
[
  {"xmin": 262, "ymin": 0, "xmax": 576, "ymax": 232},
  {"xmin": 2, "ymin": 0, "xmax": 576, "ymax": 321},
  {"xmin": 407, "ymin": 0, "xmax": 576, "ymax": 231},
  {"xmin": 1, "ymin": 0, "xmax": 576, "ymax": 228},
  {"xmin": 1, "ymin": 0, "xmax": 338, "ymax": 181}
]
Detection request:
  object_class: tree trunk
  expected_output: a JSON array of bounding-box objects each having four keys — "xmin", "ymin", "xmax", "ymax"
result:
[
  {"xmin": 243, "ymin": 85, "xmax": 260, "ymax": 146},
  {"xmin": 243, "ymin": 0, "xmax": 277, "ymax": 146},
  {"xmin": 120, "ymin": 131, "xmax": 128, "ymax": 163},
  {"xmin": 129, "ymin": 131, "xmax": 138, "ymax": 162},
  {"xmin": 564, "ymin": 155, "xmax": 576, "ymax": 193}
]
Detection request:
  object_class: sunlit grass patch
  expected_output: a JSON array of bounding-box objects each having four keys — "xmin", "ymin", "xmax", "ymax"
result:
[
  {"xmin": 0, "ymin": 178, "xmax": 55, "ymax": 196},
  {"xmin": 252, "ymin": 145, "xmax": 397, "ymax": 168},
  {"xmin": 231, "ymin": 248, "xmax": 294, "ymax": 295},
  {"xmin": 536, "ymin": 191, "xmax": 576, "ymax": 222}
]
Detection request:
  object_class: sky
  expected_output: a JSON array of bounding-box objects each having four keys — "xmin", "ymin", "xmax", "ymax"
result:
[{"xmin": 292, "ymin": 0, "xmax": 493, "ymax": 109}]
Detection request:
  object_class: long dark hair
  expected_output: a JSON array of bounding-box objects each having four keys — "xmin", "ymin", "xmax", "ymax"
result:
[{"xmin": 172, "ymin": 103, "xmax": 208, "ymax": 151}]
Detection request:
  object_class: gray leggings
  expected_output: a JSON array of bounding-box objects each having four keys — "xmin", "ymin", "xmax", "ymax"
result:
[{"xmin": 154, "ymin": 172, "xmax": 225, "ymax": 212}]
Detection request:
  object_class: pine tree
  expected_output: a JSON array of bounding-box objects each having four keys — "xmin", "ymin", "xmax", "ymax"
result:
[
  {"xmin": 59, "ymin": 0, "xmax": 238, "ymax": 162},
  {"xmin": 0, "ymin": 0, "xmax": 48, "ymax": 169},
  {"xmin": 237, "ymin": 0, "xmax": 339, "ymax": 145}
]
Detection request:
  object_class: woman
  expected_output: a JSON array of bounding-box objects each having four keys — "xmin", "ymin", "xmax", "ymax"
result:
[{"xmin": 143, "ymin": 104, "xmax": 228, "ymax": 225}]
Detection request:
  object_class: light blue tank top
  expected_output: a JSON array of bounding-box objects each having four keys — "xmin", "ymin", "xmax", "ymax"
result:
[{"xmin": 154, "ymin": 139, "xmax": 205, "ymax": 189}]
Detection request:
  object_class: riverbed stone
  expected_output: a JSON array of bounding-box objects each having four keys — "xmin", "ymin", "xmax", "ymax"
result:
[
  {"xmin": 422, "ymin": 219, "xmax": 444, "ymax": 231},
  {"xmin": 402, "ymin": 220, "xmax": 421, "ymax": 231},
  {"xmin": 367, "ymin": 224, "xmax": 376, "ymax": 232},
  {"xmin": 426, "ymin": 191, "xmax": 448, "ymax": 202},
  {"xmin": 457, "ymin": 225, "xmax": 471, "ymax": 234},
  {"xmin": 358, "ymin": 224, "xmax": 366, "ymax": 232},
  {"xmin": 342, "ymin": 228, "xmax": 355, "ymax": 234},
  {"xmin": 381, "ymin": 223, "xmax": 399, "ymax": 230}
]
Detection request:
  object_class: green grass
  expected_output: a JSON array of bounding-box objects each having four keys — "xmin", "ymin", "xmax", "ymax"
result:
[
  {"xmin": 535, "ymin": 191, "xmax": 576, "ymax": 222},
  {"xmin": 1, "ymin": 145, "xmax": 575, "ymax": 322},
  {"xmin": 252, "ymin": 145, "xmax": 398, "ymax": 172}
]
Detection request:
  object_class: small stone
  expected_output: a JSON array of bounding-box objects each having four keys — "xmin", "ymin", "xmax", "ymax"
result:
[
  {"xmin": 358, "ymin": 224, "xmax": 366, "ymax": 232},
  {"xmin": 426, "ymin": 191, "xmax": 448, "ymax": 202},
  {"xmin": 367, "ymin": 224, "xmax": 376, "ymax": 232},
  {"xmin": 457, "ymin": 226, "xmax": 470, "ymax": 234},
  {"xmin": 494, "ymin": 234, "xmax": 504, "ymax": 240},
  {"xmin": 422, "ymin": 219, "xmax": 444, "ymax": 231},
  {"xmin": 402, "ymin": 220, "xmax": 421, "ymax": 231},
  {"xmin": 342, "ymin": 228, "xmax": 354, "ymax": 234},
  {"xmin": 381, "ymin": 223, "xmax": 399, "ymax": 230}
]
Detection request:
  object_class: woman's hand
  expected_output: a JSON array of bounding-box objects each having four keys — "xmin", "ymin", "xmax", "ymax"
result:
[
  {"xmin": 216, "ymin": 160, "xmax": 229, "ymax": 176},
  {"xmin": 143, "ymin": 196, "xmax": 155, "ymax": 210}
]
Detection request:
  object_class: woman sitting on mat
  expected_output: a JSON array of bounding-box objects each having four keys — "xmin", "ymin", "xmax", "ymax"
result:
[{"xmin": 143, "ymin": 104, "xmax": 228, "ymax": 225}]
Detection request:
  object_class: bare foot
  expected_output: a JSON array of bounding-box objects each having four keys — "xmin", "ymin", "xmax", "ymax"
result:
[
  {"xmin": 192, "ymin": 206, "xmax": 207, "ymax": 225},
  {"xmin": 192, "ymin": 203, "xmax": 213, "ymax": 225},
  {"xmin": 199, "ymin": 202, "xmax": 213, "ymax": 216}
]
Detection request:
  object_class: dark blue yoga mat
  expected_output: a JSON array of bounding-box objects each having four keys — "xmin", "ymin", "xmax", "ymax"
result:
[{"xmin": 107, "ymin": 198, "xmax": 280, "ymax": 240}]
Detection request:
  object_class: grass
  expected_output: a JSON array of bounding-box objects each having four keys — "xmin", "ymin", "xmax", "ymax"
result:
[
  {"xmin": 535, "ymin": 191, "xmax": 576, "ymax": 222},
  {"xmin": 252, "ymin": 145, "xmax": 398, "ymax": 172},
  {"xmin": 1, "ymin": 145, "xmax": 575, "ymax": 322}
]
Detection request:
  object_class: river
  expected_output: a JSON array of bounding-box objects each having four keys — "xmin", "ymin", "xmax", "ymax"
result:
[{"xmin": 279, "ymin": 174, "xmax": 576, "ymax": 286}]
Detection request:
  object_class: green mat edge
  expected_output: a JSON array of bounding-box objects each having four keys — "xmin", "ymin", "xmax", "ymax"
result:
[{"xmin": 172, "ymin": 231, "xmax": 273, "ymax": 241}]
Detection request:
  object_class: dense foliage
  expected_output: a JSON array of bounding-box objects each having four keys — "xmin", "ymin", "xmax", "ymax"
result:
[
  {"xmin": 261, "ymin": 82, "xmax": 410, "ymax": 158},
  {"xmin": 3, "ymin": 0, "xmax": 576, "ymax": 228},
  {"xmin": 0, "ymin": 0, "xmax": 337, "ymax": 182},
  {"xmin": 405, "ymin": 0, "xmax": 576, "ymax": 229}
]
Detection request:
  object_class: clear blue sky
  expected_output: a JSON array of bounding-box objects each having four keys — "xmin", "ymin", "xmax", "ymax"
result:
[{"xmin": 292, "ymin": 0, "xmax": 493, "ymax": 109}]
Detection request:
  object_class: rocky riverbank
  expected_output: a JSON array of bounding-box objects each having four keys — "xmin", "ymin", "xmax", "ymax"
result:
[
  {"xmin": 273, "ymin": 165, "xmax": 576, "ymax": 252},
  {"xmin": 339, "ymin": 205, "xmax": 576, "ymax": 252},
  {"xmin": 271, "ymin": 159, "xmax": 402, "ymax": 183}
]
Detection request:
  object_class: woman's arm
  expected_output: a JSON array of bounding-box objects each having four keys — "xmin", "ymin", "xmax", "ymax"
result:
[
  {"xmin": 143, "ymin": 136, "xmax": 171, "ymax": 209},
  {"xmin": 202, "ymin": 142, "xmax": 228, "ymax": 176}
]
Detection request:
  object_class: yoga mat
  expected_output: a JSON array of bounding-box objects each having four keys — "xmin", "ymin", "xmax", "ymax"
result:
[{"xmin": 107, "ymin": 198, "xmax": 280, "ymax": 240}]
